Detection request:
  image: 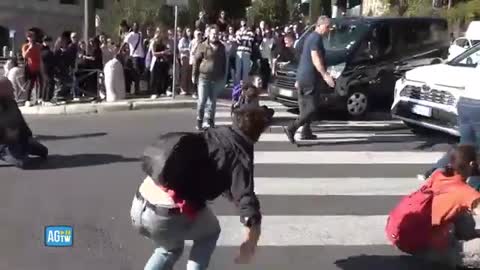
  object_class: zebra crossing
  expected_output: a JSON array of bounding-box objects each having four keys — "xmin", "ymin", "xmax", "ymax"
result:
[{"xmin": 179, "ymin": 101, "xmax": 451, "ymax": 270}]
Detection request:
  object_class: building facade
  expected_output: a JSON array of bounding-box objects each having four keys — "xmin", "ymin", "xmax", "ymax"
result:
[{"xmin": 0, "ymin": 0, "xmax": 113, "ymax": 54}]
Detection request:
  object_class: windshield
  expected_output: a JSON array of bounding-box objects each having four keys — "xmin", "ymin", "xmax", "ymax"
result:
[
  {"xmin": 448, "ymin": 43, "xmax": 480, "ymax": 67},
  {"xmin": 296, "ymin": 21, "xmax": 370, "ymax": 52},
  {"xmin": 324, "ymin": 22, "xmax": 370, "ymax": 50}
]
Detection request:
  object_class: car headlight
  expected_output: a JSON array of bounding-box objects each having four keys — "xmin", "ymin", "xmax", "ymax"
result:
[{"xmin": 328, "ymin": 63, "xmax": 346, "ymax": 79}]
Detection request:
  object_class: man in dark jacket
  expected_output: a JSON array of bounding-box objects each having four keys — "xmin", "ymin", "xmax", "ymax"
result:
[
  {"xmin": 192, "ymin": 25, "xmax": 227, "ymax": 130},
  {"xmin": 130, "ymin": 104, "xmax": 270, "ymax": 270},
  {"xmin": 0, "ymin": 78, "xmax": 48, "ymax": 168}
]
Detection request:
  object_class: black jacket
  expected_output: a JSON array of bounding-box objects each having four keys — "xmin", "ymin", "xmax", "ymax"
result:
[
  {"xmin": 142, "ymin": 126, "xmax": 261, "ymax": 226},
  {"xmin": 0, "ymin": 97, "xmax": 33, "ymax": 145}
]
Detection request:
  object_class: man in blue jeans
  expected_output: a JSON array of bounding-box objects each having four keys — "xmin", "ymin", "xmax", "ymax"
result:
[
  {"xmin": 131, "ymin": 104, "xmax": 269, "ymax": 270},
  {"xmin": 193, "ymin": 26, "xmax": 227, "ymax": 130}
]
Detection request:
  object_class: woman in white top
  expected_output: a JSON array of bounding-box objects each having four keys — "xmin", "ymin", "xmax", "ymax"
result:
[{"xmin": 178, "ymin": 28, "xmax": 193, "ymax": 95}]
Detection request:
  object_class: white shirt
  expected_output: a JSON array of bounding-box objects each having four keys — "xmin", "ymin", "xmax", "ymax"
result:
[{"xmin": 124, "ymin": 32, "xmax": 145, "ymax": 58}]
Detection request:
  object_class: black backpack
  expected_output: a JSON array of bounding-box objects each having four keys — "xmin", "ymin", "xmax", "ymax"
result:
[{"xmin": 141, "ymin": 132, "xmax": 222, "ymax": 202}]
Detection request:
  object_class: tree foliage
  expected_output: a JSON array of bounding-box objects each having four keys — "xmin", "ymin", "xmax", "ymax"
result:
[
  {"xmin": 100, "ymin": 0, "xmax": 200, "ymax": 36},
  {"xmin": 250, "ymin": 0, "xmax": 288, "ymax": 26}
]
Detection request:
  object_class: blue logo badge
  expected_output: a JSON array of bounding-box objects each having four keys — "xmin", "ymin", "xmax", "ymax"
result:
[{"xmin": 44, "ymin": 226, "xmax": 73, "ymax": 247}]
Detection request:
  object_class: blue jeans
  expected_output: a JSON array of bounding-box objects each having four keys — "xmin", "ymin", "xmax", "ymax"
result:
[
  {"xmin": 197, "ymin": 78, "xmax": 224, "ymax": 123},
  {"xmin": 130, "ymin": 196, "xmax": 221, "ymax": 270},
  {"xmin": 235, "ymin": 52, "xmax": 251, "ymax": 85},
  {"xmin": 431, "ymin": 97, "xmax": 480, "ymax": 172}
]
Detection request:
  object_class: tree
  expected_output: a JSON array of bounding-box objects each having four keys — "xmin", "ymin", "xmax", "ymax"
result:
[
  {"xmin": 100, "ymin": 0, "xmax": 199, "ymax": 37},
  {"xmin": 250, "ymin": 0, "xmax": 288, "ymax": 26}
]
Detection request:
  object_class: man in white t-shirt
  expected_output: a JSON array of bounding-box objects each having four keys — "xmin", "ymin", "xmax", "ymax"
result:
[{"xmin": 122, "ymin": 22, "xmax": 145, "ymax": 95}]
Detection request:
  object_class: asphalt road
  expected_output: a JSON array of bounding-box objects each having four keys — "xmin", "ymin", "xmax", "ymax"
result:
[{"xmin": 0, "ymin": 101, "xmax": 457, "ymax": 270}]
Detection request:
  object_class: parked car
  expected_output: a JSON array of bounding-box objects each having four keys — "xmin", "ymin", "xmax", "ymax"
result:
[
  {"xmin": 269, "ymin": 17, "xmax": 450, "ymax": 118},
  {"xmin": 448, "ymin": 21, "xmax": 480, "ymax": 60},
  {"xmin": 391, "ymin": 43, "xmax": 480, "ymax": 136}
]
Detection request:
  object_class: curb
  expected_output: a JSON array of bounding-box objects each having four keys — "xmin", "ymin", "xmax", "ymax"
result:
[{"xmin": 20, "ymin": 99, "xmax": 198, "ymax": 116}]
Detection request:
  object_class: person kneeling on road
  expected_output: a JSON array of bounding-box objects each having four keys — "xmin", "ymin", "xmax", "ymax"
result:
[
  {"xmin": 0, "ymin": 77, "xmax": 48, "ymax": 168},
  {"xmin": 130, "ymin": 104, "xmax": 270, "ymax": 270},
  {"xmin": 386, "ymin": 144, "xmax": 480, "ymax": 269}
]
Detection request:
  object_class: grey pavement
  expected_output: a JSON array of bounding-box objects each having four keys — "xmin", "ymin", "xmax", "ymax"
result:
[{"xmin": 0, "ymin": 101, "xmax": 458, "ymax": 270}]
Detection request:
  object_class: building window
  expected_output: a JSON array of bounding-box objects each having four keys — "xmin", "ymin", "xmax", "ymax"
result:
[
  {"xmin": 95, "ymin": 0, "xmax": 104, "ymax": 9},
  {"xmin": 59, "ymin": 0, "xmax": 77, "ymax": 4}
]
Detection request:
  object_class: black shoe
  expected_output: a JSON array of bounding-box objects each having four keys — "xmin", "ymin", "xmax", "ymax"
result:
[
  {"xmin": 207, "ymin": 119, "xmax": 215, "ymax": 128},
  {"xmin": 300, "ymin": 134, "xmax": 318, "ymax": 140},
  {"xmin": 283, "ymin": 127, "xmax": 296, "ymax": 144}
]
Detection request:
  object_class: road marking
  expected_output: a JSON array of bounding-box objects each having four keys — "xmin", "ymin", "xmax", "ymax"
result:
[
  {"xmin": 254, "ymin": 151, "xmax": 444, "ymax": 164},
  {"xmin": 253, "ymin": 177, "xmax": 418, "ymax": 195},
  {"xmin": 258, "ymin": 132, "xmax": 415, "ymax": 142},
  {"xmin": 216, "ymin": 111, "xmax": 297, "ymax": 118},
  {"xmin": 214, "ymin": 120, "xmax": 404, "ymax": 128},
  {"xmin": 185, "ymin": 215, "xmax": 480, "ymax": 246}
]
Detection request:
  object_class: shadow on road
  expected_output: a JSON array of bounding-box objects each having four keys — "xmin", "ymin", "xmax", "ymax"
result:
[
  {"xmin": 35, "ymin": 132, "xmax": 108, "ymax": 141},
  {"xmin": 335, "ymin": 255, "xmax": 450, "ymax": 270},
  {"xmin": 24, "ymin": 154, "xmax": 139, "ymax": 170}
]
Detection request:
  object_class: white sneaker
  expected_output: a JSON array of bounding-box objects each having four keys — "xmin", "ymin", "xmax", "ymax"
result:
[
  {"xmin": 25, "ymin": 101, "xmax": 32, "ymax": 107},
  {"xmin": 166, "ymin": 91, "xmax": 172, "ymax": 97},
  {"xmin": 192, "ymin": 94, "xmax": 198, "ymax": 99},
  {"xmin": 150, "ymin": 95, "xmax": 158, "ymax": 99}
]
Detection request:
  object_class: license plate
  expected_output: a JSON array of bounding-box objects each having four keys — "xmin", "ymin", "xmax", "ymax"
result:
[
  {"xmin": 412, "ymin": 104, "xmax": 432, "ymax": 117},
  {"xmin": 279, "ymin": 89, "xmax": 293, "ymax": 97}
]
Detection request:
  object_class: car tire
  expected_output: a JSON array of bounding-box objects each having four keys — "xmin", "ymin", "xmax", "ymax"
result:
[{"xmin": 346, "ymin": 90, "xmax": 369, "ymax": 119}]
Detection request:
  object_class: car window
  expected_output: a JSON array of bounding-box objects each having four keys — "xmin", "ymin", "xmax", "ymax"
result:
[
  {"xmin": 455, "ymin": 38, "xmax": 470, "ymax": 48},
  {"xmin": 448, "ymin": 44, "xmax": 480, "ymax": 67}
]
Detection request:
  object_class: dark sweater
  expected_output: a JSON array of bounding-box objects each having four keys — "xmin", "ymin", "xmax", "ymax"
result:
[{"xmin": 193, "ymin": 40, "xmax": 227, "ymax": 82}]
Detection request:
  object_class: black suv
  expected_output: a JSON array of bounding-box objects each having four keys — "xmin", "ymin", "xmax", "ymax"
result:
[{"xmin": 269, "ymin": 17, "xmax": 450, "ymax": 118}]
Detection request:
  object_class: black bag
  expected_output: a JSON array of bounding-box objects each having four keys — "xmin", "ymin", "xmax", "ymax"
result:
[{"xmin": 142, "ymin": 132, "xmax": 221, "ymax": 202}]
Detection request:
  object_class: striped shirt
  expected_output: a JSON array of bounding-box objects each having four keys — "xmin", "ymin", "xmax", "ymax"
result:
[{"xmin": 236, "ymin": 29, "xmax": 255, "ymax": 54}]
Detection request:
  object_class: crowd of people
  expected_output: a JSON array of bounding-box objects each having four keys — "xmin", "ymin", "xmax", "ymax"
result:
[
  {"xmin": 3, "ymin": 10, "xmax": 305, "ymax": 111},
  {"xmin": 5, "ymin": 13, "xmax": 480, "ymax": 270}
]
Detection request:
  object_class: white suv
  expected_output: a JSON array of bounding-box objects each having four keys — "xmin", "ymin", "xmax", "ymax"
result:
[{"xmin": 391, "ymin": 43, "xmax": 480, "ymax": 136}]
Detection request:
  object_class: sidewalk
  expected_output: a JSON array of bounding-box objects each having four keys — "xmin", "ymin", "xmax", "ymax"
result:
[{"xmin": 19, "ymin": 96, "xmax": 201, "ymax": 116}]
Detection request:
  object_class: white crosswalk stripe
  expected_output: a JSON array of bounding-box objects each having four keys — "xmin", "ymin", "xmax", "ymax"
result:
[{"xmin": 197, "ymin": 101, "xmax": 446, "ymax": 249}]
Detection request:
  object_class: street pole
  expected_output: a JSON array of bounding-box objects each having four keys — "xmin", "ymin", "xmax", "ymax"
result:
[
  {"xmin": 172, "ymin": 5, "xmax": 178, "ymax": 99},
  {"xmin": 84, "ymin": 0, "xmax": 96, "ymax": 54}
]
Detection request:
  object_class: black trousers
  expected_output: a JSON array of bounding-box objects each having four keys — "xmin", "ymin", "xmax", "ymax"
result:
[
  {"xmin": 259, "ymin": 58, "xmax": 271, "ymax": 89},
  {"xmin": 150, "ymin": 61, "xmax": 169, "ymax": 96},
  {"xmin": 288, "ymin": 84, "xmax": 319, "ymax": 136},
  {"xmin": 128, "ymin": 57, "xmax": 145, "ymax": 94}
]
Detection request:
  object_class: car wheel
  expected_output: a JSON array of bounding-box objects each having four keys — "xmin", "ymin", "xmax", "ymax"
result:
[{"xmin": 346, "ymin": 90, "xmax": 369, "ymax": 118}]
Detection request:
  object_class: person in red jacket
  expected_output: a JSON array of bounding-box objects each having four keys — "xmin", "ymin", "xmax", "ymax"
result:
[
  {"xmin": 415, "ymin": 145, "xmax": 480, "ymax": 268},
  {"xmin": 21, "ymin": 29, "xmax": 43, "ymax": 106}
]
